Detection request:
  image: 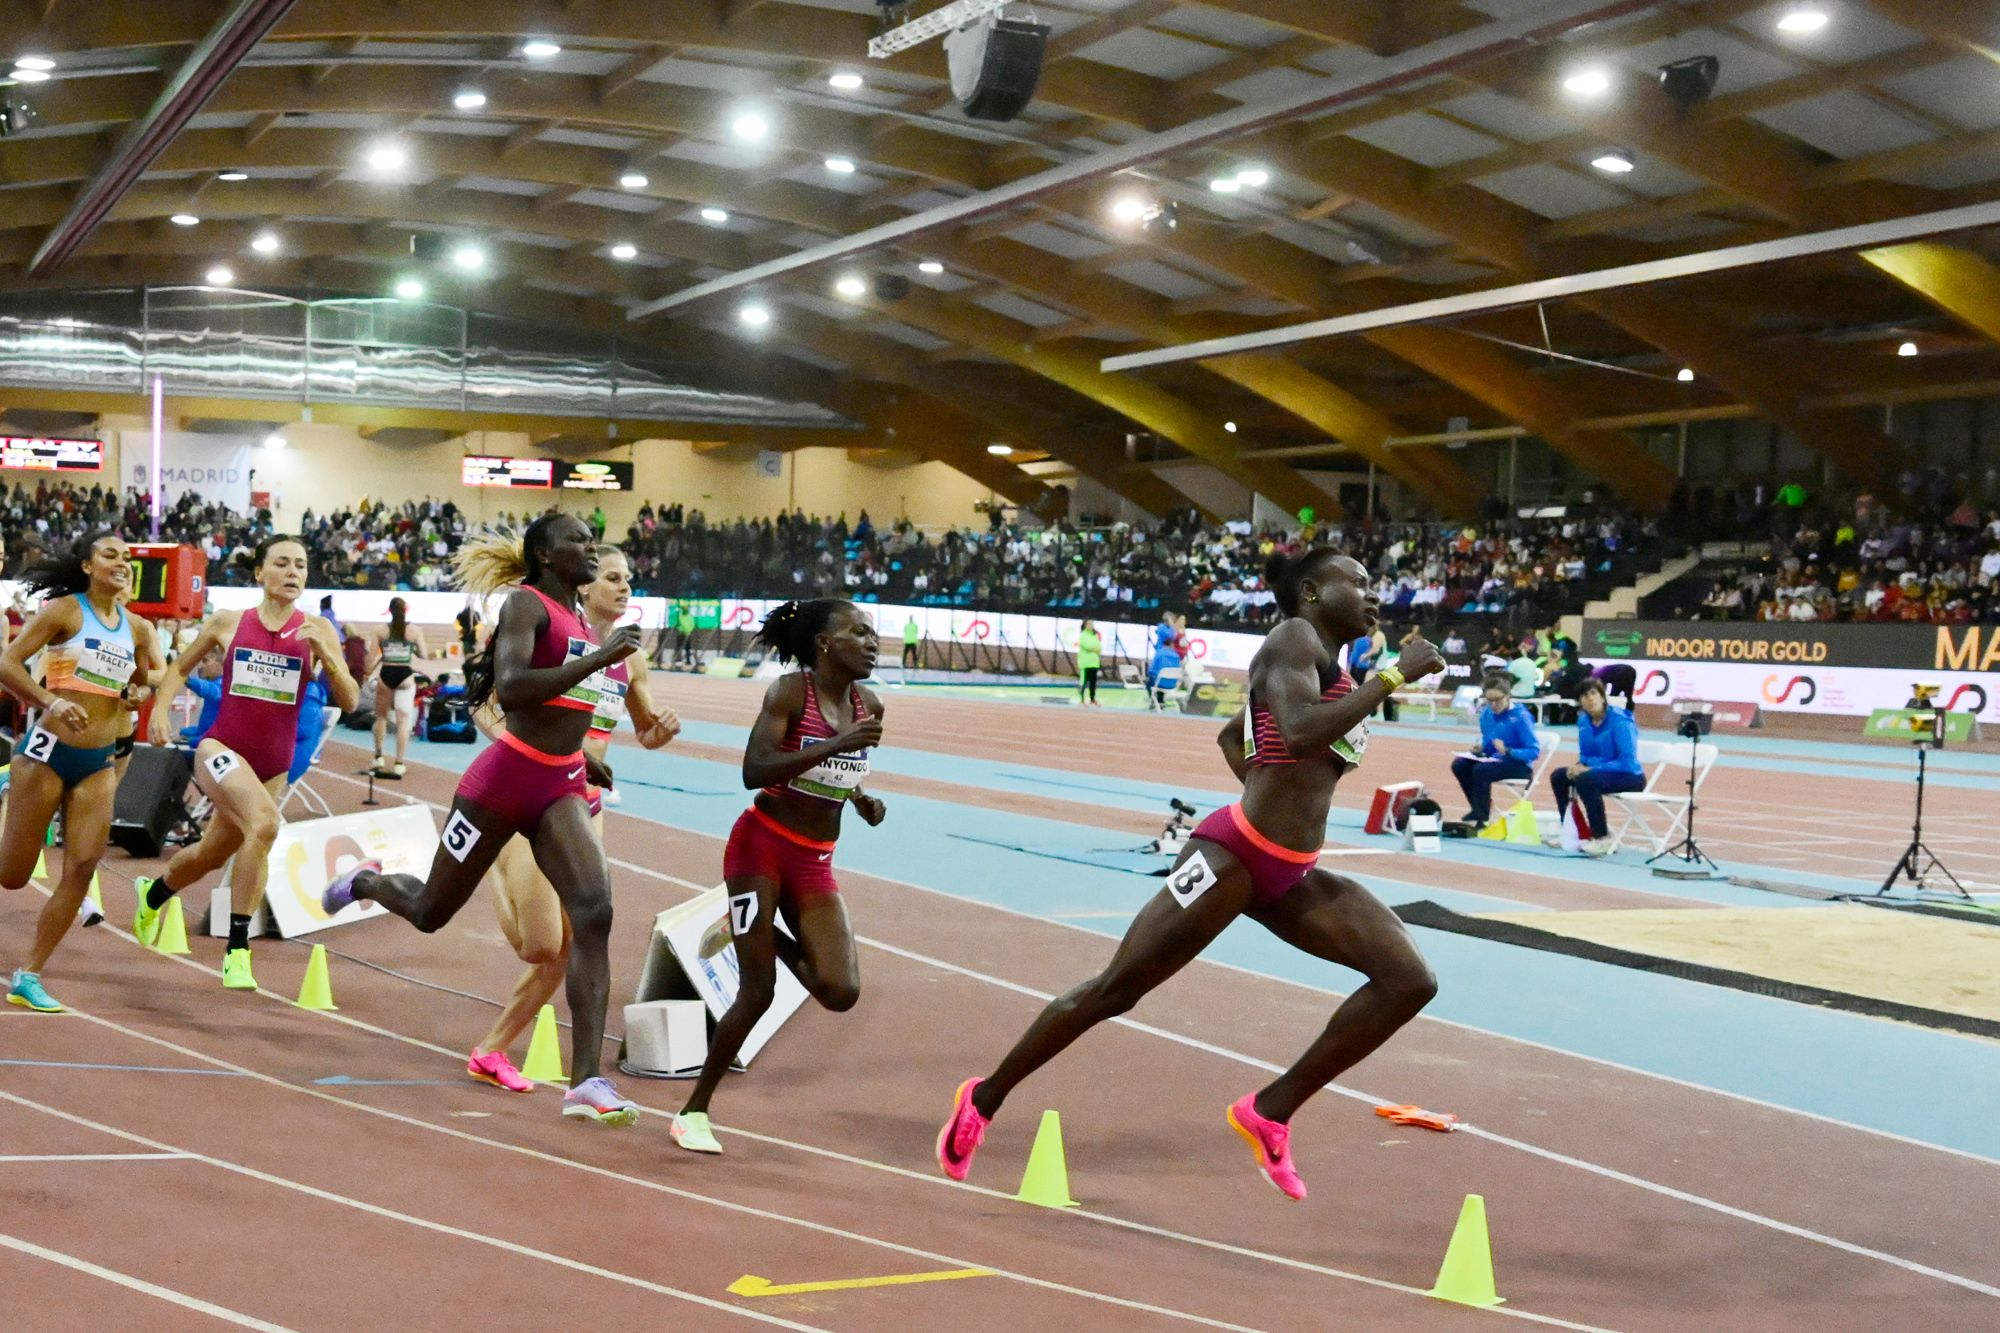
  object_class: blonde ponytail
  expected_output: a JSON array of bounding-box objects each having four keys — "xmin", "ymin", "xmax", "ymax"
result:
[{"xmin": 453, "ymin": 528, "xmax": 529, "ymax": 598}]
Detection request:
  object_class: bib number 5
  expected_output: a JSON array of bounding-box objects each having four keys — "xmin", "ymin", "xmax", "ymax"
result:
[{"xmin": 442, "ymin": 810, "xmax": 481, "ymax": 862}]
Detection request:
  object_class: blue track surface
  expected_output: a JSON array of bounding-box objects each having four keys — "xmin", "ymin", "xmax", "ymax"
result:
[{"xmin": 402, "ymin": 726, "xmax": 2000, "ymax": 1160}]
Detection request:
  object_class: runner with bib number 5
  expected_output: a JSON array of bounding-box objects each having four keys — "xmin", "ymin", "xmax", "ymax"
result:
[
  {"xmin": 937, "ymin": 549, "xmax": 1442, "ymax": 1201},
  {"xmin": 669, "ymin": 599, "xmax": 885, "ymax": 1156},
  {"xmin": 138, "ymin": 536, "xmax": 360, "ymax": 992}
]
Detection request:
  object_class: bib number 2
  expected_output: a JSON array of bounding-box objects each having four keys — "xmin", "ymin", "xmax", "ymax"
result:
[
  {"xmin": 1165, "ymin": 850, "xmax": 1217, "ymax": 908},
  {"xmin": 20, "ymin": 730, "xmax": 56, "ymax": 764}
]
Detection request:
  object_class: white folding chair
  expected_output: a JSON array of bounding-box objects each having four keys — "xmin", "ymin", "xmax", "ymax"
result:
[
  {"xmin": 1147, "ymin": 664, "xmax": 1183, "ymax": 712},
  {"xmin": 1495, "ymin": 730, "xmax": 1560, "ymax": 808},
  {"xmin": 281, "ymin": 710, "xmax": 343, "ymax": 821},
  {"xmin": 1607, "ymin": 738, "xmax": 1718, "ymax": 855}
]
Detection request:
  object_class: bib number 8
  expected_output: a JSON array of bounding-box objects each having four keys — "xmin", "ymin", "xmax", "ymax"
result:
[
  {"xmin": 20, "ymin": 729, "xmax": 55, "ymax": 763},
  {"xmin": 1166, "ymin": 850, "xmax": 1217, "ymax": 908},
  {"xmin": 728, "ymin": 891, "xmax": 759, "ymax": 936}
]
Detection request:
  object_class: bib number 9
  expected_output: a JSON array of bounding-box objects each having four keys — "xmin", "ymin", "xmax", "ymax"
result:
[{"xmin": 728, "ymin": 891, "xmax": 759, "ymax": 936}]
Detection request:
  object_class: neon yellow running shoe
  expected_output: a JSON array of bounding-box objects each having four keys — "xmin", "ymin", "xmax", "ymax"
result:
[
  {"xmin": 132, "ymin": 878, "xmax": 162, "ymax": 947},
  {"xmin": 670, "ymin": 1112, "xmax": 723, "ymax": 1155},
  {"xmin": 221, "ymin": 948, "xmax": 257, "ymax": 991}
]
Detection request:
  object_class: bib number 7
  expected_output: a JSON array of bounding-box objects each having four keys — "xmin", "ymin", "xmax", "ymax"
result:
[{"xmin": 727, "ymin": 891, "xmax": 759, "ymax": 936}]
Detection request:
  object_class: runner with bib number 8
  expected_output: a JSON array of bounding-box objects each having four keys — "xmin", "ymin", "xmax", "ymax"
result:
[
  {"xmin": 937, "ymin": 550, "xmax": 1442, "ymax": 1201},
  {"xmin": 669, "ymin": 598, "xmax": 886, "ymax": 1156}
]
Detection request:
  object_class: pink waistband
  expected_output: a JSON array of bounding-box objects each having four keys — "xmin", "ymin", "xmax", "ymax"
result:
[
  {"xmin": 750, "ymin": 804, "xmax": 837, "ymax": 853},
  {"xmin": 1228, "ymin": 803, "xmax": 1320, "ymax": 865},
  {"xmin": 496, "ymin": 727, "xmax": 583, "ymax": 767}
]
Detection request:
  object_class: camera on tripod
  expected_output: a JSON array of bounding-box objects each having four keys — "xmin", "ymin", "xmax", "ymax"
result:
[{"xmin": 1150, "ymin": 798, "xmax": 1198, "ymax": 855}]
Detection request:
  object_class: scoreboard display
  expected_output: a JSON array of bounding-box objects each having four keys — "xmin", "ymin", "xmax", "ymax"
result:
[
  {"xmin": 461, "ymin": 456, "xmax": 554, "ymax": 489},
  {"xmin": 0, "ymin": 436, "xmax": 103, "ymax": 472},
  {"xmin": 557, "ymin": 460, "xmax": 634, "ymax": 492}
]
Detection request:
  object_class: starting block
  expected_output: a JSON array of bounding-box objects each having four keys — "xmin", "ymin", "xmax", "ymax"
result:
[
  {"xmin": 1366, "ymin": 781, "xmax": 1425, "ymax": 835},
  {"xmin": 1402, "ymin": 798, "xmax": 1444, "ymax": 855}
]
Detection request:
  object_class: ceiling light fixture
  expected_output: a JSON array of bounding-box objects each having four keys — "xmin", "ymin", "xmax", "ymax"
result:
[
  {"xmin": 834, "ymin": 274, "xmax": 867, "ymax": 298},
  {"xmin": 986, "ymin": 443, "xmax": 1013, "ymax": 456},
  {"xmin": 170, "ymin": 213, "xmax": 199, "ymax": 227},
  {"xmin": 1897, "ymin": 340, "xmax": 1919, "ymax": 358},
  {"xmin": 263, "ymin": 433, "xmax": 287, "ymax": 451},
  {"xmin": 8, "ymin": 66, "xmax": 49, "ymax": 83},
  {"xmin": 453, "ymin": 88, "xmax": 488, "ymax": 111},
  {"xmin": 618, "ymin": 170, "xmax": 649, "ymax": 190},
  {"xmin": 366, "ymin": 141, "xmax": 407, "ymax": 172},
  {"xmin": 1224, "ymin": 421, "xmax": 1238, "ymax": 433},
  {"xmin": 520, "ymin": 39, "xmax": 562, "ymax": 60},
  {"xmin": 1591, "ymin": 149, "xmax": 1636, "ymax": 174},
  {"xmin": 1110, "ymin": 194, "xmax": 1150, "ymax": 224},
  {"xmin": 1235, "ymin": 167, "xmax": 1269, "ymax": 187},
  {"xmin": 13, "ymin": 55, "xmax": 54, "ymax": 71},
  {"xmin": 205, "ymin": 265, "xmax": 234, "ymax": 286},
  {"xmin": 732, "ymin": 111, "xmax": 770, "ymax": 141},
  {"xmin": 1562, "ymin": 65, "xmax": 1613, "ymax": 98},
  {"xmin": 1676, "ymin": 367, "xmax": 1695, "ymax": 383},
  {"xmin": 450, "ymin": 243, "xmax": 486, "ymax": 272},
  {"xmin": 1209, "ymin": 177, "xmax": 1241, "ymax": 194},
  {"xmin": 217, "ymin": 170, "xmax": 249, "ymax": 182},
  {"xmin": 824, "ymin": 156, "xmax": 856, "ymax": 174},
  {"xmin": 828, "ymin": 72, "xmax": 864, "ymax": 91},
  {"xmin": 738, "ymin": 303, "xmax": 771, "ymax": 327},
  {"xmin": 918, "ymin": 260, "xmax": 945, "ymax": 275},
  {"xmin": 700, "ymin": 206, "xmax": 729, "ymax": 224},
  {"xmin": 251, "ymin": 231, "xmax": 280, "ymax": 255},
  {"xmin": 1776, "ymin": 5, "xmax": 1829, "ymax": 35},
  {"xmin": 610, "ymin": 242, "xmax": 638, "ymax": 261},
  {"xmin": 394, "ymin": 277, "xmax": 425, "ymax": 300}
]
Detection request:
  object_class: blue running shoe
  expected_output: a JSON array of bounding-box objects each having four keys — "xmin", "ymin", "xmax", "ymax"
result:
[{"xmin": 7, "ymin": 969, "xmax": 62, "ymax": 1013}]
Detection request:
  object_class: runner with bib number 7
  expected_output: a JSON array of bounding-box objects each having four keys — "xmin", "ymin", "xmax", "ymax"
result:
[
  {"xmin": 937, "ymin": 549, "xmax": 1442, "ymax": 1201},
  {"xmin": 669, "ymin": 599, "xmax": 886, "ymax": 1156}
]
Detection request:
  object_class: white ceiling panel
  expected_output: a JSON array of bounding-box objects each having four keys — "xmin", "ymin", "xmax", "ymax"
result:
[
  {"xmin": 1474, "ymin": 163, "xmax": 1629, "ymax": 219},
  {"xmin": 1344, "ymin": 112, "xmax": 1503, "ymax": 167},
  {"xmin": 1101, "ymin": 259, "xmax": 1217, "ymax": 300},
  {"xmin": 976, "ymin": 291, "xmax": 1077, "ymax": 326},
  {"xmin": 1437, "ymin": 90, "xmax": 1579, "ymax": 144},
  {"xmin": 1750, "ymin": 90, "xmax": 1937, "ymax": 159},
  {"xmin": 1074, "ymin": 28, "xmax": 1227, "ymax": 81},
  {"xmin": 1879, "ymin": 55, "xmax": 2000, "ymax": 133},
  {"xmin": 1006, "ymin": 222, "xmax": 1115, "ymax": 260},
  {"xmin": 1731, "ymin": 2, "xmax": 1925, "ymax": 65}
]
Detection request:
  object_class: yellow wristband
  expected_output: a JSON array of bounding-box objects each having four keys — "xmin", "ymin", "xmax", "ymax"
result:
[{"xmin": 1377, "ymin": 666, "xmax": 1405, "ymax": 693}]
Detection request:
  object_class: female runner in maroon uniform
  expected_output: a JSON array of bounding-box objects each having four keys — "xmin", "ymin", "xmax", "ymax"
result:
[
  {"xmin": 322, "ymin": 516, "xmax": 644, "ymax": 1125},
  {"xmin": 938, "ymin": 550, "xmax": 1442, "ymax": 1200},
  {"xmin": 140, "ymin": 536, "xmax": 360, "ymax": 990},
  {"xmin": 668, "ymin": 599, "xmax": 886, "ymax": 1155}
]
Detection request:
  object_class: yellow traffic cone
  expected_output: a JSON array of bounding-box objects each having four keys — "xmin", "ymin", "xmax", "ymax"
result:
[
  {"xmin": 520, "ymin": 1004, "xmax": 566, "ymax": 1084},
  {"xmin": 1504, "ymin": 800, "xmax": 1542, "ymax": 845},
  {"xmin": 1014, "ymin": 1109, "xmax": 1079, "ymax": 1209},
  {"xmin": 87, "ymin": 871, "xmax": 103, "ymax": 913},
  {"xmin": 154, "ymin": 897, "xmax": 191, "ymax": 955},
  {"xmin": 296, "ymin": 944, "xmax": 337, "ymax": 1011},
  {"xmin": 1427, "ymin": 1193, "xmax": 1504, "ymax": 1308}
]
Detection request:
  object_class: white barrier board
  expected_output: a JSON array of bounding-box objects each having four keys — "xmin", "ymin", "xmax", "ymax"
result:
[{"xmin": 255, "ymin": 804, "xmax": 437, "ymax": 939}]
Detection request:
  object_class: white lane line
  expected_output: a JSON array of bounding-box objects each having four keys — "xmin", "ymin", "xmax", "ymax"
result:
[
  {"xmin": 0, "ymin": 1152, "xmax": 193, "ymax": 1163},
  {"xmin": 27, "ymin": 1015, "xmax": 1275, "ymax": 1333},
  {"xmin": 0, "ymin": 1229, "xmax": 300, "ymax": 1331},
  {"xmin": 0, "ymin": 1090, "xmax": 831, "ymax": 1332}
]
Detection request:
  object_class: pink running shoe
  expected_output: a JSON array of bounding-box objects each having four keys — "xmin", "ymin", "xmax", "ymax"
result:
[
  {"xmin": 467, "ymin": 1048, "xmax": 534, "ymax": 1093},
  {"xmin": 936, "ymin": 1077, "xmax": 990, "ymax": 1182},
  {"xmin": 1227, "ymin": 1093, "xmax": 1307, "ymax": 1201}
]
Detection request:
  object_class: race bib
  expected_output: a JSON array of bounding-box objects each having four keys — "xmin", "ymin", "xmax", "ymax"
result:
[
  {"xmin": 442, "ymin": 811, "xmax": 480, "ymax": 862},
  {"xmin": 19, "ymin": 728, "xmax": 56, "ymax": 764},
  {"xmin": 590, "ymin": 674, "xmax": 628, "ymax": 734},
  {"xmin": 559, "ymin": 637, "xmax": 605, "ymax": 710},
  {"xmin": 73, "ymin": 636, "xmax": 137, "ymax": 693},
  {"xmin": 1331, "ymin": 720, "xmax": 1370, "ymax": 767},
  {"xmin": 204, "ymin": 750, "xmax": 240, "ymax": 784},
  {"xmin": 1166, "ymin": 851, "xmax": 1217, "ymax": 908},
  {"xmin": 789, "ymin": 749, "xmax": 868, "ymax": 802},
  {"xmin": 228, "ymin": 647, "xmax": 304, "ymax": 704},
  {"xmin": 728, "ymin": 891, "xmax": 759, "ymax": 935}
]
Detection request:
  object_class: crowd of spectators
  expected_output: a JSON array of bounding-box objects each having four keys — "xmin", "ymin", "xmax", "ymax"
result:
[{"xmin": 1688, "ymin": 490, "xmax": 2000, "ymax": 624}]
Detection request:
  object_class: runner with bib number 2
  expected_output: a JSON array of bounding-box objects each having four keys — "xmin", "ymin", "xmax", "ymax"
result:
[
  {"xmin": 669, "ymin": 599, "xmax": 886, "ymax": 1156},
  {"xmin": 938, "ymin": 549, "xmax": 1444, "ymax": 1202}
]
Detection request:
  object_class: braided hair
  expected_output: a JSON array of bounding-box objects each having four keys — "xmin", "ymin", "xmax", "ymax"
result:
[
  {"xmin": 757, "ymin": 599, "xmax": 847, "ymax": 667},
  {"xmin": 1263, "ymin": 546, "xmax": 1342, "ymax": 618}
]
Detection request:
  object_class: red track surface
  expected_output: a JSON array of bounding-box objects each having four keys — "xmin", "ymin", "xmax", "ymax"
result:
[{"xmin": 3, "ymin": 677, "xmax": 1995, "ymax": 1331}]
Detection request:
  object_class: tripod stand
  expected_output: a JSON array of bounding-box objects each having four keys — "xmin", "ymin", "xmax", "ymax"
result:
[
  {"xmin": 1879, "ymin": 740, "xmax": 1968, "ymax": 899},
  {"xmin": 1648, "ymin": 719, "xmax": 1718, "ymax": 880}
]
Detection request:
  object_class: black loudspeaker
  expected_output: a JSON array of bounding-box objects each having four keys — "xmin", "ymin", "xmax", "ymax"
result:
[
  {"xmin": 945, "ymin": 16, "xmax": 1048, "ymax": 122},
  {"xmin": 110, "ymin": 744, "xmax": 193, "ymax": 858}
]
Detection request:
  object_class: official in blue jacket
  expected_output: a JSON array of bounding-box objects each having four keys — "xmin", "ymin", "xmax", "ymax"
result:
[
  {"xmin": 1552, "ymin": 678, "xmax": 1646, "ymax": 851},
  {"xmin": 1451, "ymin": 675, "xmax": 1541, "ymax": 827}
]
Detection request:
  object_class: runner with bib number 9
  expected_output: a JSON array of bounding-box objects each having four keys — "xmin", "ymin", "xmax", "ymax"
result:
[
  {"xmin": 937, "ymin": 550, "xmax": 1442, "ymax": 1201},
  {"xmin": 669, "ymin": 599, "xmax": 886, "ymax": 1156},
  {"xmin": 137, "ymin": 536, "xmax": 361, "ymax": 992},
  {"xmin": 320, "ymin": 516, "xmax": 645, "ymax": 1126}
]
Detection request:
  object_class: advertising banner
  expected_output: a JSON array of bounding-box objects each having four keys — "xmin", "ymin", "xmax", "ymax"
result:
[
  {"xmin": 250, "ymin": 805, "xmax": 436, "ymax": 939},
  {"xmin": 124, "ymin": 432, "xmax": 254, "ymax": 512}
]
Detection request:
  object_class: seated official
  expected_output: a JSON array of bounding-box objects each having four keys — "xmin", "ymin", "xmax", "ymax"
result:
[
  {"xmin": 1551, "ymin": 679, "xmax": 1646, "ymax": 855},
  {"xmin": 1451, "ymin": 675, "xmax": 1540, "ymax": 828}
]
